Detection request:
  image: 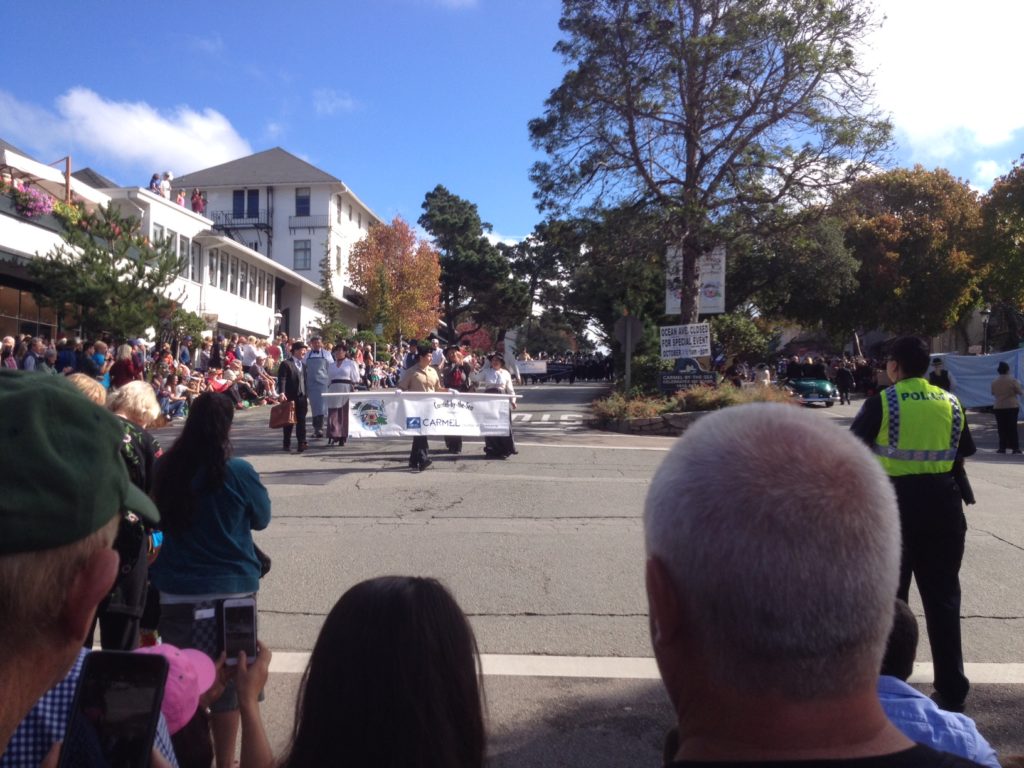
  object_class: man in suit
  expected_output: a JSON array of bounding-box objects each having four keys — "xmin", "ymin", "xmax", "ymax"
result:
[{"xmin": 278, "ymin": 340, "xmax": 309, "ymax": 453}]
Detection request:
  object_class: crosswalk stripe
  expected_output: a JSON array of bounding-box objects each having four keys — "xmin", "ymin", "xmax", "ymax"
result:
[{"xmin": 267, "ymin": 652, "xmax": 1024, "ymax": 683}]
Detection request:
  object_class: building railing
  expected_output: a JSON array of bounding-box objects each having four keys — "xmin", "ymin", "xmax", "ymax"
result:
[
  {"xmin": 288, "ymin": 214, "xmax": 329, "ymax": 232},
  {"xmin": 209, "ymin": 210, "xmax": 271, "ymax": 228}
]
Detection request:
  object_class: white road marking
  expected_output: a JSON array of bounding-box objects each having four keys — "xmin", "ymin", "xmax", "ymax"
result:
[
  {"xmin": 514, "ymin": 441, "xmax": 673, "ymax": 452},
  {"xmin": 268, "ymin": 652, "xmax": 1024, "ymax": 683}
]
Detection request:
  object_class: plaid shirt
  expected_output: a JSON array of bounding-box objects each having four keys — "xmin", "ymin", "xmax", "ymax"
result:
[{"xmin": 1, "ymin": 649, "xmax": 179, "ymax": 767}]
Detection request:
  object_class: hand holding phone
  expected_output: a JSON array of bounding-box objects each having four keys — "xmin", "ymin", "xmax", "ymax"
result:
[{"xmin": 223, "ymin": 597, "xmax": 258, "ymax": 666}]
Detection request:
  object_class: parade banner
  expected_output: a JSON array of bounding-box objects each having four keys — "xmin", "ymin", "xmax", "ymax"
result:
[
  {"xmin": 322, "ymin": 391, "xmax": 511, "ymax": 438},
  {"xmin": 665, "ymin": 245, "xmax": 726, "ymax": 315},
  {"xmin": 517, "ymin": 360, "xmax": 547, "ymax": 376},
  {"xmin": 660, "ymin": 323, "xmax": 711, "ymax": 359}
]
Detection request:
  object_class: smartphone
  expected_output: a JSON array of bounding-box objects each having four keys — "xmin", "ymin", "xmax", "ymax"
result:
[
  {"xmin": 58, "ymin": 651, "xmax": 168, "ymax": 768},
  {"xmin": 223, "ymin": 597, "xmax": 258, "ymax": 666}
]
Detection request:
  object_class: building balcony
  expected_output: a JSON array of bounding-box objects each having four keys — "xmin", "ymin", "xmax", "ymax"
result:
[
  {"xmin": 209, "ymin": 210, "xmax": 272, "ymax": 229},
  {"xmin": 288, "ymin": 214, "xmax": 329, "ymax": 232}
]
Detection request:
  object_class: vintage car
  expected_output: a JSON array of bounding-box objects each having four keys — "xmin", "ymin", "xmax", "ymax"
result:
[{"xmin": 781, "ymin": 377, "xmax": 838, "ymax": 407}]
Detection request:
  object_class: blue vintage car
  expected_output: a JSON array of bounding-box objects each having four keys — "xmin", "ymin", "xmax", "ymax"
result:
[{"xmin": 782, "ymin": 377, "xmax": 839, "ymax": 407}]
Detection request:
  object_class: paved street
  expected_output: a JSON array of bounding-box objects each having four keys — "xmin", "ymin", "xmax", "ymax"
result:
[{"xmin": 189, "ymin": 386, "xmax": 1024, "ymax": 765}]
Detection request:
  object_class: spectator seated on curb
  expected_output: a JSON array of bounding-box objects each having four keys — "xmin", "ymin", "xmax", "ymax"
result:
[{"xmin": 879, "ymin": 600, "xmax": 999, "ymax": 768}]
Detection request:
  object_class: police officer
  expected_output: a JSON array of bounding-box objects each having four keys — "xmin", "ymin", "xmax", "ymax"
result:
[{"xmin": 851, "ymin": 336, "xmax": 975, "ymax": 712}]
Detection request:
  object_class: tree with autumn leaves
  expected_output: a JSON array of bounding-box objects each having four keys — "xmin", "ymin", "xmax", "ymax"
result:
[{"xmin": 347, "ymin": 217, "xmax": 441, "ymax": 341}]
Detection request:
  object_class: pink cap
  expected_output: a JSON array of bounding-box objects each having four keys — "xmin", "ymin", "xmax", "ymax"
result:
[{"xmin": 135, "ymin": 644, "xmax": 217, "ymax": 734}]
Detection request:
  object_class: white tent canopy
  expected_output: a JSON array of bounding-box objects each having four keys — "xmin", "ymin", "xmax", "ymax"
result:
[
  {"xmin": 0, "ymin": 149, "xmax": 110, "ymax": 208},
  {"xmin": 939, "ymin": 349, "xmax": 1024, "ymax": 418}
]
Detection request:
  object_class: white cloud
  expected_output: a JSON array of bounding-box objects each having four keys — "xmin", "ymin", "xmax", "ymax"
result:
[
  {"xmin": 865, "ymin": 1, "xmax": 1024, "ymax": 160},
  {"xmin": 429, "ymin": 0, "xmax": 478, "ymax": 8},
  {"xmin": 189, "ymin": 34, "xmax": 224, "ymax": 54},
  {"xmin": 484, "ymin": 230, "xmax": 524, "ymax": 248},
  {"xmin": 971, "ymin": 159, "xmax": 1005, "ymax": 189},
  {"xmin": 0, "ymin": 88, "xmax": 251, "ymax": 175},
  {"xmin": 264, "ymin": 121, "xmax": 284, "ymax": 140},
  {"xmin": 313, "ymin": 88, "xmax": 357, "ymax": 116}
]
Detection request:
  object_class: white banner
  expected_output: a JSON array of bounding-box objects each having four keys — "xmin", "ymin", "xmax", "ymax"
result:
[
  {"xmin": 660, "ymin": 323, "xmax": 711, "ymax": 359},
  {"xmin": 665, "ymin": 245, "xmax": 726, "ymax": 315},
  {"xmin": 322, "ymin": 391, "xmax": 511, "ymax": 438},
  {"xmin": 516, "ymin": 360, "xmax": 547, "ymax": 375}
]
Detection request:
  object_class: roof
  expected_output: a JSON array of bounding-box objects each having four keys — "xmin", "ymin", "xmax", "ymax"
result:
[
  {"xmin": 175, "ymin": 147, "xmax": 342, "ymax": 189},
  {"xmin": 72, "ymin": 167, "xmax": 119, "ymax": 189},
  {"xmin": 0, "ymin": 138, "xmax": 32, "ymax": 156}
]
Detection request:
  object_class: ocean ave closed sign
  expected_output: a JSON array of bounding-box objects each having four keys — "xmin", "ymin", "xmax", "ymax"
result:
[{"xmin": 660, "ymin": 323, "xmax": 711, "ymax": 359}]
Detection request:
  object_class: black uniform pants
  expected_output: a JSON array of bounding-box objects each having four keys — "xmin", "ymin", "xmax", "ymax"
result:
[
  {"xmin": 283, "ymin": 396, "xmax": 308, "ymax": 447},
  {"xmin": 409, "ymin": 436, "xmax": 430, "ymax": 468},
  {"xmin": 994, "ymin": 408, "xmax": 1020, "ymax": 452},
  {"xmin": 893, "ymin": 473, "xmax": 969, "ymax": 704}
]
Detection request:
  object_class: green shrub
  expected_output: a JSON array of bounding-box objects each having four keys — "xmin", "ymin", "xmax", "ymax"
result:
[{"xmin": 593, "ymin": 385, "xmax": 794, "ymax": 420}]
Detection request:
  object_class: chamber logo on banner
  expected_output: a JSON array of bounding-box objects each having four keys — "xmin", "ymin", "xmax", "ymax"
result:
[
  {"xmin": 406, "ymin": 417, "xmax": 422, "ymax": 428},
  {"xmin": 353, "ymin": 400, "xmax": 388, "ymax": 431}
]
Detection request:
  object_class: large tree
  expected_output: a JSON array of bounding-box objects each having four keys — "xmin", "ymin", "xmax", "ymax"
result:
[
  {"xmin": 347, "ymin": 216, "xmax": 441, "ymax": 341},
  {"xmin": 418, "ymin": 185, "xmax": 527, "ymax": 340},
  {"xmin": 530, "ymin": 0, "xmax": 891, "ymax": 322},
  {"xmin": 979, "ymin": 159, "xmax": 1024, "ymax": 307},
  {"xmin": 834, "ymin": 166, "xmax": 981, "ymax": 336},
  {"xmin": 30, "ymin": 202, "xmax": 183, "ymax": 339}
]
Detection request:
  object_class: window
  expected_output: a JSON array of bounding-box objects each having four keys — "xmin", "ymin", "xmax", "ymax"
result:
[
  {"xmin": 265, "ymin": 272, "xmax": 275, "ymax": 307},
  {"xmin": 247, "ymin": 189, "xmax": 259, "ymax": 218},
  {"xmin": 152, "ymin": 223, "xmax": 164, "ymax": 243},
  {"xmin": 249, "ymin": 264, "xmax": 258, "ymax": 301},
  {"xmin": 295, "ymin": 187, "xmax": 311, "ymax": 217},
  {"xmin": 191, "ymin": 241, "xmax": 202, "ymax": 282},
  {"xmin": 230, "ymin": 257, "xmax": 239, "ymax": 294},
  {"xmin": 219, "ymin": 251, "xmax": 228, "ymax": 290},
  {"xmin": 208, "ymin": 248, "xmax": 218, "ymax": 286},
  {"xmin": 257, "ymin": 269, "xmax": 266, "ymax": 305},
  {"xmin": 336, "ymin": 195, "xmax": 343, "ymax": 223},
  {"xmin": 348, "ymin": 204, "xmax": 352, "ymax": 221},
  {"xmin": 238, "ymin": 261, "xmax": 248, "ymax": 296},
  {"xmin": 335, "ymin": 245, "xmax": 342, "ymax": 273},
  {"xmin": 232, "ymin": 190, "xmax": 245, "ymax": 219},
  {"xmin": 357, "ymin": 212, "xmax": 362, "ymax": 229},
  {"xmin": 293, "ymin": 240, "xmax": 311, "ymax": 270}
]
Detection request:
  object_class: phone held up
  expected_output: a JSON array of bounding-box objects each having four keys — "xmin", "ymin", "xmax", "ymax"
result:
[
  {"xmin": 58, "ymin": 651, "xmax": 168, "ymax": 768},
  {"xmin": 223, "ymin": 596, "xmax": 258, "ymax": 666}
]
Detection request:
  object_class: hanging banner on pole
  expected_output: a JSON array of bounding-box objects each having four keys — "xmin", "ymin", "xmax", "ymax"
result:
[
  {"xmin": 323, "ymin": 391, "xmax": 512, "ymax": 438},
  {"xmin": 660, "ymin": 323, "xmax": 711, "ymax": 359},
  {"xmin": 665, "ymin": 245, "xmax": 726, "ymax": 315}
]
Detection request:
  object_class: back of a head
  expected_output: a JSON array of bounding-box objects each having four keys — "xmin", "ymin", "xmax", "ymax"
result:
[
  {"xmin": 880, "ymin": 600, "xmax": 918, "ymax": 681},
  {"xmin": 889, "ymin": 336, "xmax": 930, "ymax": 378},
  {"xmin": 282, "ymin": 576, "xmax": 485, "ymax": 768},
  {"xmin": 108, "ymin": 380, "xmax": 161, "ymax": 428},
  {"xmin": 997, "ymin": 361, "xmax": 1010, "ymax": 375},
  {"xmin": 644, "ymin": 403, "xmax": 900, "ymax": 699}
]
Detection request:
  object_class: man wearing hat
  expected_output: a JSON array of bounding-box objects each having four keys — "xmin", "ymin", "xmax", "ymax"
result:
[
  {"xmin": 0, "ymin": 371, "xmax": 162, "ymax": 757},
  {"xmin": 277, "ymin": 340, "xmax": 309, "ymax": 452},
  {"xmin": 928, "ymin": 357, "xmax": 957, "ymax": 393}
]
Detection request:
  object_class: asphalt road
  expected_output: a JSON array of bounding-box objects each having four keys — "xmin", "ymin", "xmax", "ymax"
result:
[{"xmin": 171, "ymin": 384, "xmax": 1024, "ymax": 765}]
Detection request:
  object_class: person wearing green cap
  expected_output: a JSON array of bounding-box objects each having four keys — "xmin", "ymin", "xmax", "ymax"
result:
[{"xmin": 0, "ymin": 370, "xmax": 161, "ymax": 756}]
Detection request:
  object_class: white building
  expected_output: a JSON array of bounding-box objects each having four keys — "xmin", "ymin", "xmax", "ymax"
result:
[
  {"xmin": 0, "ymin": 140, "xmax": 332, "ymax": 342},
  {"xmin": 175, "ymin": 147, "xmax": 383, "ymax": 336}
]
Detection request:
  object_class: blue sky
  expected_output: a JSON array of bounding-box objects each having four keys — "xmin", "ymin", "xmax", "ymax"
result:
[{"xmin": 3, "ymin": 1, "xmax": 1023, "ymax": 243}]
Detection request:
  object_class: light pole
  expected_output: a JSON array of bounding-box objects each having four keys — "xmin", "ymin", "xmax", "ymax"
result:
[{"xmin": 980, "ymin": 305, "xmax": 992, "ymax": 354}]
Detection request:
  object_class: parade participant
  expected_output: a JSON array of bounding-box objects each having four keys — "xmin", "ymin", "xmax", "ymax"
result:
[
  {"xmin": 398, "ymin": 345, "xmax": 440, "ymax": 471},
  {"xmin": 851, "ymin": 336, "xmax": 975, "ymax": 712},
  {"xmin": 645, "ymin": 403, "xmax": 950, "ymax": 765},
  {"xmin": 278, "ymin": 340, "xmax": 309, "ymax": 453},
  {"xmin": 991, "ymin": 360, "xmax": 1022, "ymax": 454},
  {"xmin": 325, "ymin": 344, "xmax": 360, "ymax": 446},
  {"xmin": 304, "ymin": 336, "xmax": 331, "ymax": 439},
  {"xmin": 442, "ymin": 346, "xmax": 473, "ymax": 455},
  {"xmin": 150, "ymin": 392, "xmax": 271, "ymax": 768},
  {"xmin": 0, "ymin": 371, "xmax": 160, "ymax": 757},
  {"xmin": 480, "ymin": 353, "xmax": 517, "ymax": 459}
]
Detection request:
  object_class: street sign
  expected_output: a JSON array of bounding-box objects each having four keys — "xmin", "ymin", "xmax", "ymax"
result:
[
  {"xmin": 658, "ymin": 371, "xmax": 718, "ymax": 394},
  {"xmin": 613, "ymin": 314, "xmax": 643, "ymax": 353},
  {"xmin": 660, "ymin": 323, "xmax": 711, "ymax": 359}
]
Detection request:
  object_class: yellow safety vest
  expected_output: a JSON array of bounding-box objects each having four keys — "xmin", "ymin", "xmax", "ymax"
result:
[{"xmin": 875, "ymin": 378, "xmax": 962, "ymax": 476}]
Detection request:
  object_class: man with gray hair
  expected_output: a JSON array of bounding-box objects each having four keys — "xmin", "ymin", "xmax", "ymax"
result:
[
  {"xmin": 645, "ymin": 403, "xmax": 979, "ymax": 766},
  {"xmin": 0, "ymin": 371, "xmax": 162, "ymax": 758}
]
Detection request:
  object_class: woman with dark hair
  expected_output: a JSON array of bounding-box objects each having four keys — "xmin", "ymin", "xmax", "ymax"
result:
[
  {"xmin": 991, "ymin": 360, "xmax": 1023, "ymax": 454},
  {"xmin": 274, "ymin": 576, "xmax": 486, "ymax": 768},
  {"xmin": 150, "ymin": 392, "xmax": 271, "ymax": 768},
  {"xmin": 479, "ymin": 353, "xmax": 517, "ymax": 459}
]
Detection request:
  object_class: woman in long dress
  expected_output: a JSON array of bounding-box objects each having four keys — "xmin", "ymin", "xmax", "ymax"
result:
[
  {"xmin": 480, "ymin": 353, "xmax": 517, "ymax": 459},
  {"xmin": 326, "ymin": 344, "xmax": 360, "ymax": 446}
]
